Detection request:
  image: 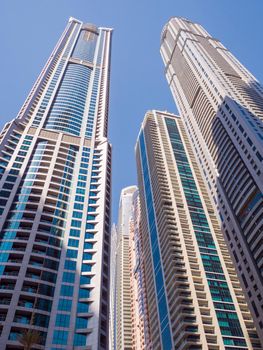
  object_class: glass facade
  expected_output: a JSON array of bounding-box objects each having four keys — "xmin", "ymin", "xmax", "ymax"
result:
[
  {"xmin": 0, "ymin": 18, "xmax": 112, "ymax": 349},
  {"xmin": 72, "ymin": 29, "xmax": 97, "ymax": 62},
  {"xmin": 135, "ymin": 111, "xmax": 261, "ymax": 349},
  {"xmin": 45, "ymin": 64, "xmax": 92, "ymax": 136},
  {"xmin": 165, "ymin": 117, "xmax": 248, "ymax": 349},
  {"xmin": 139, "ymin": 131, "xmax": 173, "ymax": 350}
]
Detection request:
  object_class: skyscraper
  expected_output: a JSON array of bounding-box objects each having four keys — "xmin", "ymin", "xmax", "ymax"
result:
[
  {"xmin": 111, "ymin": 186, "xmax": 137, "ymax": 350},
  {"xmin": 135, "ymin": 110, "xmax": 262, "ymax": 349},
  {"xmin": 109, "ymin": 224, "xmax": 118, "ymax": 350},
  {"xmin": 161, "ymin": 17, "xmax": 263, "ymax": 338},
  {"xmin": 0, "ymin": 17, "xmax": 112, "ymax": 349},
  {"xmin": 110, "ymin": 187, "xmax": 150, "ymax": 350},
  {"xmin": 129, "ymin": 190, "xmax": 152, "ymax": 350}
]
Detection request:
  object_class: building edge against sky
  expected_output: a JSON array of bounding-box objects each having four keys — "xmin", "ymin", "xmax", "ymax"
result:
[
  {"xmin": 0, "ymin": 17, "xmax": 112, "ymax": 349},
  {"xmin": 135, "ymin": 110, "xmax": 262, "ymax": 349},
  {"xmin": 161, "ymin": 17, "xmax": 263, "ymax": 339}
]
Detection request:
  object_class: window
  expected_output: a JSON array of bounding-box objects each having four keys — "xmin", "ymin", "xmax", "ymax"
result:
[
  {"xmin": 81, "ymin": 264, "xmax": 92, "ymax": 272},
  {"xmin": 6, "ymin": 176, "xmax": 17, "ymax": 182},
  {"xmin": 62, "ymin": 272, "xmax": 75, "ymax": 283},
  {"xmin": 76, "ymin": 317, "xmax": 88, "ymax": 329},
  {"xmin": 72, "ymin": 211, "xmax": 83, "ymax": 219},
  {"xmin": 87, "ymin": 215, "xmax": 96, "ymax": 221},
  {"xmin": 83, "ymin": 253, "xmax": 93, "ymax": 260},
  {"xmin": 84, "ymin": 242, "xmax": 93, "ymax": 249},
  {"xmin": 85, "ymin": 233, "xmax": 95, "ymax": 239},
  {"xmin": 68, "ymin": 239, "xmax": 79, "ymax": 248},
  {"xmin": 69, "ymin": 229, "xmax": 80, "ymax": 238},
  {"xmin": 75, "ymin": 195, "xmax": 84, "ymax": 202},
  {"xmin": 36, "ymin": 298, "xmax": 52, "ymax": 312},
  {"xmin": 74, "ymin": 333, "xmax": 86, "ymax": 346},
  {"xmin": 60, "ymin": 285, "xmax": 74, "ymax": 297},
  {"xmin": 71, "ymin": 220, "xmax": 81, "ymax": 228},
  {"xmin": 64, "ymin": 260, "xmax": 76, "ymax": 271},
  {"xmin": 74, "ymin": 203, "xmax": 83, "ymax": 210},
  {"xmin": 80, "ymin": 276, "xmax": 91, "ymax": 285},
  {"xmin": 55, "ymin": 314, "xmax": 70, "ymax": 328},
  {"xmin": 87, "ymin": 206, "xmax": 96, "ymax": 212},
  {"xmin": 79, "ymin": 288, "xmax": 90, "ymax": 299},
  {"xmin": 77, "ymin": 302, "xmax": 89, "ymax": 313},
  {"xmin": 88, "ymin": 198, "xmax": 97, "ymax": 204},
  {"xmin": 34, "ymin": 313, "xmax": 50, "ymax": 328},
  {"xmin": 86, "ymin": 223, "xmax": 95, "ymax": 230},
  {"xmin": 66, "ymin": 249, "xmax": 78, "ymax": 259},
  {"xmin": 53, "ymin": 330, "xmax": 68, "ymax": 345},
  {"xmin": 58, "ymin": 298, "xmax": 72, "ymax": 312}
]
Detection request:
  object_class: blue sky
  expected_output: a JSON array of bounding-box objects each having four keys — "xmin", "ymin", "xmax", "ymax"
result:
[{"xmin": 1, "ymin": 0, "xmax": 263, "ymax": 221}]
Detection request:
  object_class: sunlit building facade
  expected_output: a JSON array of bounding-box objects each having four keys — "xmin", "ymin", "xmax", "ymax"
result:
[
  {"xmin": 112, "ymin": 186, "xmax": 137, "ymax": 350},
  {"xmin": 0, "ymin": 17, "xmax": 112, "ymax": 349},
  {"xmin": 109, "ymin": 224, "xmax": 118, "ymax": 350},
  {"xmin": 129, "ymin": 190, "xmax": 151, "ymax": 350},
  {"xmin": 110, "ymin": 187, "xmax": 150, "ymax": 350},
  {"xmin": 135, "ymin": 110, "xmax": 262, "ymax": 350},
  {"xmin": 161, "ymin": 17, "xmax": 263, "ymax": 338}
]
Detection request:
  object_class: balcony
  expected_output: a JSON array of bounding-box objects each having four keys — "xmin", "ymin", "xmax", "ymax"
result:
[
  {"xmin": 3, "ymin": 271, "xmax": 19, "ymax": 277},
  {"xmin": 13, "ymin": 315, "xmax": 31, "ymax": 325},
  {"xmin": 0, "ymin": 284, "xmax": 15, "ymax": 290},
  {"xmin": 22, "ymin": 285, "xmax": 38, "ymax": 294},
  {"xmin": 18, "ymin": 300, "xmax": 34, "ymax": 308}
]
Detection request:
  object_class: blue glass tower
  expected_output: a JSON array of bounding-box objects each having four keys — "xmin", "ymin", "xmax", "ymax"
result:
[
  {"xmin": 0, "ymin": 18, "xmax": 112, "ymax": 349},
  {"xmin": 135, "ymin": 110, "xmax": 262, "ymax": 350}
]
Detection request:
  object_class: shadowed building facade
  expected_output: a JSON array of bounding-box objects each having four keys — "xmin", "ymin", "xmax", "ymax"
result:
[
  {"xmin": 0, "ymin": 17, "xmax": 112, "ymax": 349},
  {"xmin": 135, "ymin": 110, "xmax": 262, "ymax": 350},
  {"xmin": 161, "ymin": 17, "xmax": 263, "ymax": 339}
]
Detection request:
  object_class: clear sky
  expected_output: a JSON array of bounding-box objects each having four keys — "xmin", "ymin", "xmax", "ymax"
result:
[{"xmin": 1, "ymin": 0, "xmax": 263, "ymax": 221}]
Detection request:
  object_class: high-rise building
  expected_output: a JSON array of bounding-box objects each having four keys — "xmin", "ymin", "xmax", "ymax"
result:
[
  {"xmin": 0, "ymin": 17, "xmax": 112, "ymax": 349},
  {"xmin": 160, "ymin": 17, "xmax": 263, "ymax": 338},
  {"xmin": 110, "ymin": 187, "xmax": 150, "ymax": 350},
  {"xmin": 109, "ymin": 224, "xmax": 118, "ymax": 350},
  {"xmin": 129, "ymin": 190, "xmax": 151, "ymax": 350},
  {"xmin": 135, "ymin": 110, "xmax": 262, "ymax": 350},
  {"xmin": 111, "ymin": 186, "xmax": 137, "ymax": 350}
]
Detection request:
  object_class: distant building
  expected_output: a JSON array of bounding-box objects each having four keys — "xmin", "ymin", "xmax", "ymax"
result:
[
  {"xmin": 111, "ymin": 186, "xmax": 137, "ymax": 350},
  {"xmin": 129, "ymin": 190, "xmax": 152, "ymax": 350},
  {"xmin": 109, "ymin": 224, "xmax": 118, "ymax": 350},
  {"xmin": 135, "ymin": 110, "xmax": 262, "ymax": 349},
  {"xmin": 110, "ymin": 187, "xmax": 150, "ymax": 350},
  {"xmin": 161, "ymin": 17, "xmax": 263, "ymax": 338},
  {"xmin": 0, "ymin": 17, "xmax": 112, "ymax": 349}
]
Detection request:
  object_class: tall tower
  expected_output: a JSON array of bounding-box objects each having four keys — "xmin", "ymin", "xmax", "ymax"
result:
[
  {"xmin": 113, "ymin": 186, "xmax": 137, "ymax": 350},
  {"xmin": 135, "ymin": 110, "xmax": 262, "ymax": 350},
  {"xmin": 0, "ymin": 18, "xmax": 112, "ymax": 349},
  {"xmin": 129, "ymin": 190, "xmax": 152, "ymax": 350},
  {"xmin": 109, "ymin": 224, "xmax": 118, "ymax": 350},
  {"xmin": 110, "ymin": 187, "xmax": 150, "ymax": 350},
  {"xmin": 161, "ymin": 17, "xmax": 263, "ymax": 338}
]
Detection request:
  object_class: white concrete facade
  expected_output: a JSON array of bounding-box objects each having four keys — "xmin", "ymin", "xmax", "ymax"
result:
[
  {"xmin": 113, "ymin": 186, "xmax": 137, "ymax": 350},
  {"xmin": 161, "ymin": 17, "xmax": 263, "ymax": 340}
]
